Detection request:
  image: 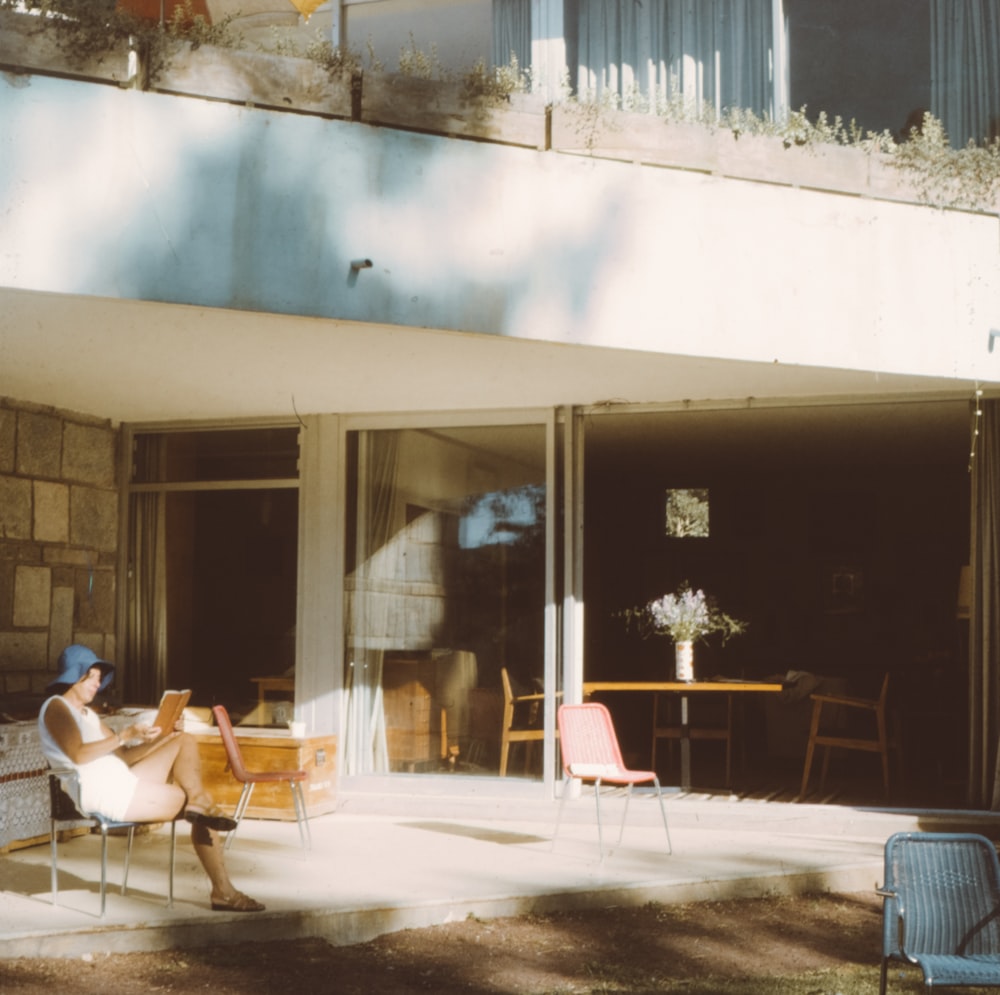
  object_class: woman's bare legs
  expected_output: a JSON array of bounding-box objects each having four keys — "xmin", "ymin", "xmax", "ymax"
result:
[
  {"xmin": 123, "ymin": 733, "xmax": 262, "ymax": 910},
  {"xmin": 129, "ymin": 732, "xmax": 215, "ymax": 813}
]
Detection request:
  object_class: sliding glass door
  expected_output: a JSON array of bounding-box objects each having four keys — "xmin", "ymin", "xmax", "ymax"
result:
[{"xmin": 342, "ymin": 421, "xmax": 553, "ymax": 778}]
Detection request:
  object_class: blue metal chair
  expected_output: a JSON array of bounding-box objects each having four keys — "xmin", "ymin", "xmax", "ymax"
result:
[
  {"xmin": 49, "ymin": 768, "xmax": 177, "ymax": 918},
  {"xmin": 878, "ymin": 831, "xmax": 1000, "ymax": 993}
]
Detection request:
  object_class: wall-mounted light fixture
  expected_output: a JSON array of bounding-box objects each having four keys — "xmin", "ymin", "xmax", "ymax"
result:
[{"xmin": 350, "ymin": 259, "xmax": 373, "ymax": 271}]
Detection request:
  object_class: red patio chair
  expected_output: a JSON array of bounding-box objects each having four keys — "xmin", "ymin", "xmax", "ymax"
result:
[
  {"xmin": 552, "ymin": 702, "xmax": 672, "ymax": 859},
  {"xmin": 211, "ymin": 705, "xmax": 311, "ymax": 852}
]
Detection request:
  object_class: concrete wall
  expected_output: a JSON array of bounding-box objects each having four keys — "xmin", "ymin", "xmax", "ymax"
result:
[
  {"xmin": 0, "ymin": 398, "xmax": 119, "ymax": 699},
  {"xmin": 1, "ymin": 72, "xmax": 998, "ymax": 387}
]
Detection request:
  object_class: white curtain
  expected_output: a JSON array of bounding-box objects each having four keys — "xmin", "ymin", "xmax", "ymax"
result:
[
  {"xmin": 969, "ymin": 401, "xmax": 1000, "ymax": 809},
  {"xmin": 575, "ymin": 0, "xmax": 777, "ymax": 117},
  {"xmin": 342, "ymin": 430, "xmax": 400, "ymax": 776},
  {"xmin": 492, "ymin": 0, "xmax": 531, "ymax": 70},
  {"xmin": 125, "ymin": 439, "xmax": 168, "ymax": 704},
  {"xmin": 931, "ymin": 0, "xmax": 1000, "ymax": 147}
]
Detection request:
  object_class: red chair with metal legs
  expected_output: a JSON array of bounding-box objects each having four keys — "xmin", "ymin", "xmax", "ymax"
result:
[
  {"xmin": 211, "ymin": 705, "xmax": 311, "ymax": 852},
  {"xmin": 553, "ymin": 702, "xmax": 672, "ymax": 859}
]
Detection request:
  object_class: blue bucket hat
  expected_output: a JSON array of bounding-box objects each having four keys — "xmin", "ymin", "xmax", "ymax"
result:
[{"xmin": 48, "ymin": 644, "xmax": 115, "ymax": 693}]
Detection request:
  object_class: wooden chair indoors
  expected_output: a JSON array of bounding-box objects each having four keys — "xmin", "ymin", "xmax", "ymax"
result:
[
  {"xmin": 211, "ymin": 705, "xmax": 311, "ymax": 852},
  {"xmin": 48, "ymin": 767, "xmax": 178, "ymax": 918},
  {"xmin": 499, "ymin": 666, "xmax": 546, "ymax": 777},
  {"xmin": 799, "ymin": 672, "xmax": 894, "ymax": 799},
  {"xmin": 552, "ymin": 702, "xmax": 672, "ymax": 860}
]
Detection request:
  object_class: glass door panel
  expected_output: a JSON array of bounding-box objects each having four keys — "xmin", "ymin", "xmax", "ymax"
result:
[{"xmin": 343, "ymin": 424, "xmax": 547, "ymax": 776}]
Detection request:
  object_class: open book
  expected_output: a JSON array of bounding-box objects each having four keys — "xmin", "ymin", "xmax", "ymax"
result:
[{"xmin": 124, "ymin": 689, "xmax": 191, "ymax": 761}]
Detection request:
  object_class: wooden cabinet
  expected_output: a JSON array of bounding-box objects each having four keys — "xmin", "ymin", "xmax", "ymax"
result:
[
  {"xmin": 381, "ymin": 651, "xmax": 480, "ymax": 771},
  {"xmin": 194, "ymin": 730, "xmax": 337, "ymax": 821},
  {"xmin": 383, "ymin": 657, "xmax": 441, "ymax": 771}
]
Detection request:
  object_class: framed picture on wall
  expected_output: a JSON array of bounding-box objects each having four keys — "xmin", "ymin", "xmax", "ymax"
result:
[{"xmin": 824, "ymin": 563, "xmax": 865, "ymax": 614}]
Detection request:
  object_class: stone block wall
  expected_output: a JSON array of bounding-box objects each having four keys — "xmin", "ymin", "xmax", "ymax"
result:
[{"xmin": 0, "ymin": 397, "xmax": 119, "ymax": 699}]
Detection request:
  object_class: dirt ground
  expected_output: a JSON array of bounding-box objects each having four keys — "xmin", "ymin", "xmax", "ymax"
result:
[{"xmin": 0, "ymin": 890, "xmax": 891, "ymax": 994}]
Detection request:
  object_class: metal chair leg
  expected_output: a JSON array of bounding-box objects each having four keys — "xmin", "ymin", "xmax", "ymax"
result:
[
  {"xmin": 99, "ymin": 825, "xmax": 110, "ymax": 918},
  {"xmin": 653, "ymin": 777, "xmax": 672, "ymax": 854},
  {"xmin": 594, "ymin": 778, "xmax": 605, "ymax": 860},
  {"xmin": 50, "ymin": 820, "xmax": 59, "ymax": 907},
  {"xmin": 168, "ymin": 820, "xmax": 176, "ymax": 908},
  {"xmin": 290, "ymin": 781, "xmax": 311, "ymax": 851},
  {"xmin": 120, "ymin": 824, "xmax": 136, "ymax": 896},
  {"xmin": 224, "ymin": 782, "xmax": 255, "ymax": 850}
]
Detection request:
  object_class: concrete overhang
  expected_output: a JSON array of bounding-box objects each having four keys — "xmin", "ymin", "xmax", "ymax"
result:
[{"xmin": 0, "ymin": 286, "xmax": 987, "ymax": 426}]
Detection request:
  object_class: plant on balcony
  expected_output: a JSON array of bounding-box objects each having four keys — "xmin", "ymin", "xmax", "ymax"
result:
[
  {"xmin": 890, "ymin": 112, "xmax": 1000, "ymax": 210},
  {"xmin": 4, "ymin": 0, "xmax": 242, "ymax": 78}
]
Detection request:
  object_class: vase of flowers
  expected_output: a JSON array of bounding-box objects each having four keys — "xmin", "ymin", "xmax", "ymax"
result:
[
  {"xmin": 623, "ymin": 582, "xmax": 746, "ymax": 682},
  {"xmin": 674, "ymin": 639, "xmax": 695, "ymax": 682}
]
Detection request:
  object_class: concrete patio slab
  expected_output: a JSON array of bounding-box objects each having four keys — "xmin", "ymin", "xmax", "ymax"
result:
[{"xmin": 2, "ymin": 787, "xmax": 998, "ymax": 961}]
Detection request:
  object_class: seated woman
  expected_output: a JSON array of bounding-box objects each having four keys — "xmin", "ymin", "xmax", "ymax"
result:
[{"xmin": 38, "ymin": 644, "xmax": 264, "ymax": 913}]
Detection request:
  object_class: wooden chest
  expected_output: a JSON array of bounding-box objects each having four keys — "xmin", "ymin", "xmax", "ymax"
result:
[{"xmin": 194, "ymin": 730, "xmax": 337, "ymax": 821}]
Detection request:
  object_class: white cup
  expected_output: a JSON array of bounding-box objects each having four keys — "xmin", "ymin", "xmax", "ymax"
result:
[{"xmin": 288, "ymin": 721, "xmax": 306, "ymax": 738}]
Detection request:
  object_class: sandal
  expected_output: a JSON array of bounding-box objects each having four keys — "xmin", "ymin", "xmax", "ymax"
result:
[
  {"xmin": 185, "ymin": 806, "xmax": 238, "ymax": 833},
  {"xmin": 211, "ymin": 891, "xmax": 266, "ymax": 913}
]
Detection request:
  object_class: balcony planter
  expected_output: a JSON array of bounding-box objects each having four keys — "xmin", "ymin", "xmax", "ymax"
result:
[
  {"xmin": 361, "ymin": 72, "xmax": 549, "ymax": 150},
  {"xmin": 551, "ymin": 104, "xmax": 932, "ymax": 208},
  {"xmin": 151, "ymin": 39, "xmax": 354, "ymax": 119},
  {"xmin": 0, "ymin": 8, "xmax": 130, "ymax": 84}
]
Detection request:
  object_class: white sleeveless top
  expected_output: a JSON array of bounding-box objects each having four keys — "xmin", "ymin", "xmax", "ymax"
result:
[{"xmin": 38, "ymin": 696, "xmax": 139, "ymax": 821}]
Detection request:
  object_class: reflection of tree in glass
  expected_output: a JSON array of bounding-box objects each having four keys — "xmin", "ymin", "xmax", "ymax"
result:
[
  {"xmin": 461, "ymin": 485, "xmax": 545, "ymax": 548},
  {"xmin": 454, "ymin": 485, "xmax": 546, "ymax": 679},
  {"xmin": 665, "ymin": 488, "xmax": 710, "ymax": 537}
]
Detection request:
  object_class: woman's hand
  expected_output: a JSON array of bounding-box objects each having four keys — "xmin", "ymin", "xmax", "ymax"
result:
[{"xmin": 122, "ymin": 723, "xmax": 161, "ymax": 744}]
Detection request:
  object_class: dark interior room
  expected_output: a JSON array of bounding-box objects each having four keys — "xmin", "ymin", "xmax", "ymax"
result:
[{"xmin": 583, "ymin": 399, "xmax": 971, "ymax": 804}]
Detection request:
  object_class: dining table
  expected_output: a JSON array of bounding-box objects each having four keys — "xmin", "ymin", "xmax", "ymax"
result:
[{"xmin": 582, "ymin": 680, "xmax": 785, "ymax": 790}]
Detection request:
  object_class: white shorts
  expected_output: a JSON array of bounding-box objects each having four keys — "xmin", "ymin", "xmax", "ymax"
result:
[{"xmin": 77, "ymin": 755, "xmax": 139, "ymax": 822}]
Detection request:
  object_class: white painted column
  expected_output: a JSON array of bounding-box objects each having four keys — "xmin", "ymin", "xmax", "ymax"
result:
[{"xmin": 296, "ymin": 414, "xmax": 345, "ymax": 741}]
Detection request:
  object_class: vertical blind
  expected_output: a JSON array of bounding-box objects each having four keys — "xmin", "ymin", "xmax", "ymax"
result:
[
  {"xmin": 575, "ymin": 0, "xmax": 775, "ymax": 116},
  {"xmin": 931, "ymin": 0, "xmax": 1000, "ymax": 146},
  {"xmin": 492, "ymin": 0, "xmax": 532, "ymax": 71}
]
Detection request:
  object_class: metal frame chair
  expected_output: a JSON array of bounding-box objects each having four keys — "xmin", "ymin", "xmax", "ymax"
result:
[
  {"xmin": 553, "ymin": 702, "xmax": 671, "ymax": 859},
  {"xmin": 211, "ymin": 705, "xmax": 311, "ymax": 852},
  {"xmin": 49, "ymin": 768, "xmax": 177, "ymax": 918},
  {"xmin": 878, "ymin": 831, "xmax": 1000, "ymax": 993}
]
